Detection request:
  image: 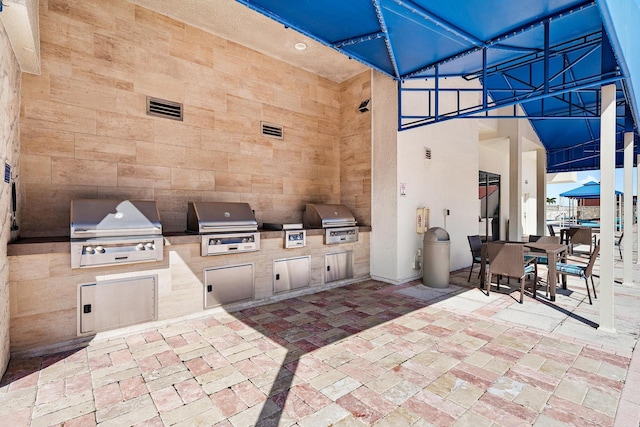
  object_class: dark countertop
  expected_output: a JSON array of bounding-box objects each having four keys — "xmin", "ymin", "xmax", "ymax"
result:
[{"xmin": 7, "ymin": 226, "xmax": 372, "ymax": 256}]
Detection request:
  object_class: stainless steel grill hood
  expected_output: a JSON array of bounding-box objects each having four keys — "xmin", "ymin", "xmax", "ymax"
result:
[
  {"xmin": 303, "ymin": 204, "xmax": 357, "ymax": 229},
  {"xmin": 187, "ymin": 202, "xmax": 260, "ymax": 256},
  {"xmin": 187, "ymin": 202, "xmax": 258, "ymax": 234},
  {"xmin": 70, "ymin": 199, "xmax": 163, "ymax": 269},
  {"xmin": 71, "ymin": 199, "xmax": 162, "ymax": 238}
]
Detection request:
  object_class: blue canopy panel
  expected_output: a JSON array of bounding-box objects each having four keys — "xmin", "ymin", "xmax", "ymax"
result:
[
  {"xmin": 236, "ymin": 0, "xmax": 640, "ymax": 173},
  {"xmin": 559, "ymin": 180, "xmax": 622, "ymax": 198}
]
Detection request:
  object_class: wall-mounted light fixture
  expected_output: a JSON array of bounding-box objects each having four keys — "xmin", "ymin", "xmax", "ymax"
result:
[{"xmin": 358, "ymin": 99, "xmax": 370, "ymax": 113}]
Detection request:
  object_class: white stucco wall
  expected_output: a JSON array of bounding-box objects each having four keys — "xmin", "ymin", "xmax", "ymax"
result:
[
  {"xmin": 372, "ymin": 76, "xmax": 481, "ymax": 283},
  {"xmin": 397, "ymin": 118, "xmax": 479, "ymax": 276},
  {"xmin": 371, "ymin": 75, "xmax": 544, "ymax": 284}
]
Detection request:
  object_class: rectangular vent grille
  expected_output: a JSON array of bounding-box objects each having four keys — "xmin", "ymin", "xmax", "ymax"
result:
[
  {"xmin": 261, "ymin": 122, "xmax": 283, "ymax": 139},
  {"xmin": 424, "ymin": 147, "xmax": 432, "ymax": 160},
  {"xmin": 146, "ymin": 97, "xmax": 183, "ymax": 121}
]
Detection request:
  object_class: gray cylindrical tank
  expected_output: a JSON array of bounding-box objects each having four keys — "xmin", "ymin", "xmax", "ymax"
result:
[{"xmin": 422, "ymin": 227, "xmax": 450, "ymax": 288}]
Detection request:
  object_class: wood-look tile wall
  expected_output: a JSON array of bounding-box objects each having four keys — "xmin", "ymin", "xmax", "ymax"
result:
[
  {"xmin": 340, "ymin": 72, "xmax": 372, "ymax": 226},
  {"xmin": 20, "ymin": 0, "xmax": 372, "ymax": 237},
  {"xmin": 0, "ymin": 21, "xmax": 21, "ymax": 376}
]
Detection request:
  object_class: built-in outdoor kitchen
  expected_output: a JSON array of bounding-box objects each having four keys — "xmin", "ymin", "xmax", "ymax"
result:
[
  {"xmin": 5, "ymin": 0, "xmax": 373, "ymax": 356},
  {"xmin": 8, "ymin": 199, "xmax": 370, "ymax": 353}
]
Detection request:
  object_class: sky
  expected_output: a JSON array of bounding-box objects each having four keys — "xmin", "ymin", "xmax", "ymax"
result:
[{"xmin": 546, "ymin": 168, "xmax": 637, "ymax": 201}]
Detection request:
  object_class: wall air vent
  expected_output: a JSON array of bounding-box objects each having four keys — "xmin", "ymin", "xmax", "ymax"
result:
[
  {"xmin": 424, "ymin": 147, "xmax": 432, "ymax": 160},
  {"xmin": 261, "ymin": 122, "xmax": 284, "ymax": 139},
  {"xmin": 146, "ymin": 97, "xmax": 183, "ymax": 121}
]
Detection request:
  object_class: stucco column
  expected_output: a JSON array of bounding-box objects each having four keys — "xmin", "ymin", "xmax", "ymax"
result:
[
  {"xmin": 637, "ymin": 153, "xmax": 640, "ymax": 265},
  {"xmin": 536, "ymin": 149, "xmax": 547, "ymax": 236},
  {"xmin": 370, "ymin": 71, "xmax": 399, "ymax": 283},
  {"xmin": 509, "ymin": 135, "xmax": 522, "ymax": 241},
  {"xmin": 623, "ymin": 132, "xmax": 634, "ymax": 283},
  {"xmin": 598, "ymin": 83, "xmax": 616, "ymax": 333}
]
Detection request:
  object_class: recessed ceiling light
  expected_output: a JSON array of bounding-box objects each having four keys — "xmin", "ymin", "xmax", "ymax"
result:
[{"xmin": 294, "ymin": 42, "xmax": 307, "ymax": 51}]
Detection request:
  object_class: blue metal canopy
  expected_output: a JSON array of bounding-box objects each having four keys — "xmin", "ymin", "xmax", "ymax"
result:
[
  {"xmin": 236, "ymin": 0, "xmax": 640, "ymax": 173},
  {"xmin": 559, "ymin": 180, "xmax": 622, "ymax": 198}
]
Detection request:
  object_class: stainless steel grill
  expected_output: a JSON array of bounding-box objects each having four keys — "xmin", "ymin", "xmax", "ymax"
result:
[
  {"xmin": 70, "ymin": 199, "xmax": 164, "ymax": 269},
  {"xmin": 187, "ymin": 202, "xmax": 260, "ymax": 256},
  {"xmin": 303, "ymin": 203, "xmax": 358, "ymax": 244}
]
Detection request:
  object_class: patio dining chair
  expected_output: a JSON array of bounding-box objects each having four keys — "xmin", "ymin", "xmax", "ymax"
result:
[
  {"xmin": 526, "ymin": 235, "xmax": 561, "ymax": 266},
  {"xmin": 556, "ymin": 244, "xmax": 599, "ymax": 304},
  {"xmin": 567, "ymin": 226, "xmax": 595, "ymax": 256},
  {"xmin": 485, "ymin": 242, "xmax": 537, "ymax": 303},
  {"xmin": 467, "ymin": 235, "xmax": 483, "ymax": 282},
  {"xmin": 615, "ymin": 233, "xmax": 623, "ymax": 260},
  {"xmin": 547, "ymin": 224, "xmax": 556, "ymax": 237}
]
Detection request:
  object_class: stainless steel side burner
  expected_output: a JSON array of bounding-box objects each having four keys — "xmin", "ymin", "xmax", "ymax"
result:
[
  {"xmin": 187, "ymin": 202, "xmax": 260, "ymax": 256},
  {"xmin": 262, "ymin": 222, "xmax": 306, "ymax": 249},
  {"xmin": 70, "ymin": 199, "xmax": 164, "ymax": 269}
]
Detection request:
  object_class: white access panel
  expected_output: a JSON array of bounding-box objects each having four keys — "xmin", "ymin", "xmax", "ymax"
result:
[{"xmin": 78, "ymin": 275, "xmax": 157, "ymax": 334}]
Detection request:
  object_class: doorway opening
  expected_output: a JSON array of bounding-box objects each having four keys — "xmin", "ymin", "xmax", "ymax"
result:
[{"xmin": 479, "ymin": 171, "xmax": 500, "ymax": 241}]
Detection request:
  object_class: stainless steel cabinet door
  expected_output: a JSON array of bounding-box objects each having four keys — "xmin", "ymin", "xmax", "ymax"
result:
[
  {"xmin": 204, "ymin": 263, "xmax": 254, "ymax": 308},
  {"xmin": 325, "ymin": 251, "xmax": 353, "ymax": 283},
  {"xmin": 79, "ymin": 275, "xmax": 157, "ymax": 334},
  {"xmin": 274, "ymin": 256, "xmax": 310, "ymax": 293}
]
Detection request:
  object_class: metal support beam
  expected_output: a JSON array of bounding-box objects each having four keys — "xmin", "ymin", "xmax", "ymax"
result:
[
  {"xmin": 434, "ymin": 65, "xmax": 439, "ymax": 120},
  {"xmin": 599, "ymin": 83, "xmax": 616, "ymax": 333},
  {"xmin": 636, "ymin": 154, "xmax": 640, "ymax": 265},
  {"xmin": 482, "ymin": 48, "xmax": 487, "ymax": 110},
  {"xmin": 536, "ymin": 149, "xmax": 547, "ymax": 236},
  {"xmin": 544, "ymin": 21, "xmax": 550, "ymax": 95},
  {"xmin": 399, "ymin": 75, "xmax": 623, "ymax": 130},
  {"xmin": 623, "ymin": 131, "xmax": 634, "ymax": 282},
  {"xmin": 333, "ymin": 31, "xmax": 386, "ymax": 48},
  {"xmin": 509, "ymin": 133, "xmax": 523, "ymax": 243},
  {"xmin": 373, "ymin": 0, "xmax": 401, "ymax": 78},
  {"xmin": 637, "ymin": 152, "xmax": 640, "ymax": 265},
  {"xmin": 389, "ymin": 0, "xmax": 484, "ymax": 47},
  {"xmin": 402, "ymin": 0, "xmax": 596, "ymax": 79}
]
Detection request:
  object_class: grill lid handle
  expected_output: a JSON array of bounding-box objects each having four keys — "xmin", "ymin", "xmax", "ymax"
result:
[{"xmin": 72, "ymin": 227, "xmax": 161, "ymax": 235}]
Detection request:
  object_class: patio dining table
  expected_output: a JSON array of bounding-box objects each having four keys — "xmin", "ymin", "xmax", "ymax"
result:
[{"xmin": 480, "ymin": 241, "xmax": 568, "ymax": 302}]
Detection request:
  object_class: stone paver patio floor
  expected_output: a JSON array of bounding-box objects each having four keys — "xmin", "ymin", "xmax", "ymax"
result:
[{"xmin": 1, "ymin": 260, "xmax": 639, "ymax": 426}]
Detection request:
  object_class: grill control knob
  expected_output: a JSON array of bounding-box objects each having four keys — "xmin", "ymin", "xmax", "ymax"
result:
[
  {"xmin": 242, "ymin": 238, "xmax": 248, "ymax": 243},
  {"xmin": 85, "ymin": 246, "xmax": 95, "ymax": 254},
  {"xmin": 145, "ymin": 242, "xmax": 154, "ymax": 249},
  {"xmin": 95, "ymin": 246, "xmax": 105, "ymax": 254},
  {"xmin": 136, "ymin": 243, "xmax": 145, "ymax": 251}
]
